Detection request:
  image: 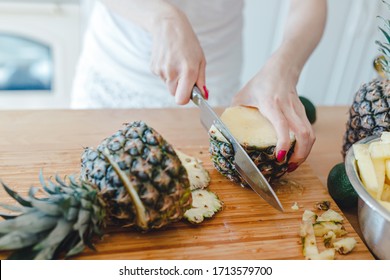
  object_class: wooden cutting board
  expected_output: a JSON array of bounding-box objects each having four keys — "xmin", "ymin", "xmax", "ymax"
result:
[
  {"xmin": 0, "ymin": 109, "xmax": 374, "ymax": 260},
  {"xmin": 0, "ymin": 149, "xmax": 373, "ymax": 260}
]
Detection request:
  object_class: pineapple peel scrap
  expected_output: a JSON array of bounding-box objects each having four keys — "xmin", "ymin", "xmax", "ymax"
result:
[
  {"xmin": 175, "ymin": 150, "xmax": 211, "ymax": 190},
  {"xmin": 299, "ymin": 207, "xmax": 356, "ymax": 260},
  {"xmin": 184, "ymin": 189, "xmax": 223, "ymax": 224}
]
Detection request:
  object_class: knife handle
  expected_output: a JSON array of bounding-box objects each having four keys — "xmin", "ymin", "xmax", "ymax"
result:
[{"xmin": 191, "ymin": 86, "xmax": 204, "ymax": 106}]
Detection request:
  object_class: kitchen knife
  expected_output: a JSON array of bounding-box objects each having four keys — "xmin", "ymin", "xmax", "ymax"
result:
[{"xmin": 191, "ymin": 86, "xmax": 284, "ymax": 212}]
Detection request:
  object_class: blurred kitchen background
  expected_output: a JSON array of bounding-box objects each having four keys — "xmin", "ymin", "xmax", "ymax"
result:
[{"xmin": 0, "ymin": 0, "xmax": 386, "ymax": 109}]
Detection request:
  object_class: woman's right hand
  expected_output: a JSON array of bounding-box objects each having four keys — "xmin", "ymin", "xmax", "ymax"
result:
[{"xmin": 150, "ymin": 7, "xmax": 207, "ymax": 104}]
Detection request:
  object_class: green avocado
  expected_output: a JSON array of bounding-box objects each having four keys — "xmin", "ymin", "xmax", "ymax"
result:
[
  {"xmin": 299, "ymin": 96, "xmax": 317, "ymax": 124},
  {"xmin": 327, "ymin": 162, "xmax": 358, "ymax": 209}
]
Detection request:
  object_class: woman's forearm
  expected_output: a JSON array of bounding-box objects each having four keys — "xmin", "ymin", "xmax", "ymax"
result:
[
  {"xmin": 275, "ymin": 0, "xmax": 327, "ymax": 78},
  {"xmin": 99, "ymin": 0, "xmax": 181, "ymax": 33}
]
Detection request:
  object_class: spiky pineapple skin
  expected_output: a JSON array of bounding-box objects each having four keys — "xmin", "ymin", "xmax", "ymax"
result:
[
  {"xmin": 342, "ymin": 78, "xmax": 390, "ymax": 157},
  {"xmin": 81, "ymin": 121, "xmax": 192, "ymax": 230},
  {"xmin": 209, "ymin": 129, "xmax": 295, "ymax": 185}
]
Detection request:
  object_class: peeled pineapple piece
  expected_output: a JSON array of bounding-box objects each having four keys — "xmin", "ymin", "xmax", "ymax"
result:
[
  {"xmin": 369, "ymin": 141, "xmax": 390, "ymax": 159},
  {"xmin": 381, "ymin": 132, "xmax": 390, "ymax": 143},
  {"xmin": 385, "ymin": 160, "xmax": 390, "ymax": 182},
  {"xmin": 380, "ymin": 184, "xmax": 390, "ymax": 202},
  {"xmin": 184, "ymin": 189, "xmax": 223, "ymax": 224},
  {"xmin": 353, "ymin": 144, "xmax": 382, "ymax": 192}
]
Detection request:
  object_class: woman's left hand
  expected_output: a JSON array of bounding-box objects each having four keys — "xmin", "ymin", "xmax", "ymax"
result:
[{"xmin": 232, "ymin": 52, "xmax": 315, "ymax": 172}]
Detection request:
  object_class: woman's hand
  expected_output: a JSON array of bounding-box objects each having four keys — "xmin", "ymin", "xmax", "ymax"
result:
[
  {"xmin": 100, "ymin": 0, "xmax": 208, "ymax": 104},
  {"xmin": 233, "ymin": 52, "xmax": 315, "ymax": 172},
  {"xmin": 150, "ymin": 7, "xmax": 207, "ymax": 105}
]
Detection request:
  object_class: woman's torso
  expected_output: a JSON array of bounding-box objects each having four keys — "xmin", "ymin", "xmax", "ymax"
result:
[{"xmin": 72, "ymin": 0, "xmax": 244, "ymax": 108}]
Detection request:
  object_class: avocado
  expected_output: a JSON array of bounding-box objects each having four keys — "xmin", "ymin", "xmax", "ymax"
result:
[
  {"xmin": 327, "ymin": 163, "xmax": 358, "ymax": 209},
  {"xmin": 299, "ymin": 96, "xmax": 317, "ymax": 124}
]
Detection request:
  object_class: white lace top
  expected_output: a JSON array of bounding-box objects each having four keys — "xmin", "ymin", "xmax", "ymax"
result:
[{"xmin": 71, "ymin": 0, "xmax": 244, "ymax": 108}]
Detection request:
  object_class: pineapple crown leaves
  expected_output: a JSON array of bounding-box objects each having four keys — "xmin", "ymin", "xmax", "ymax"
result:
[
  {"xmin": 0, "ymin": 172, "xmax": 106, "ymax": 260},
  {"xmin": 375, "ymin": 0, "xmax": 390, "ymax": 77}
]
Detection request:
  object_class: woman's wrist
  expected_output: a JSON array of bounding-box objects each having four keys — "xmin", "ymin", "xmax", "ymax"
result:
[
  {"xmin": 264, "ymin": 47, "xmax": 301, "ymax": 86},
  {"xmin": 149, "ymin": 3, "xmax": 185, "ymax": 34}
]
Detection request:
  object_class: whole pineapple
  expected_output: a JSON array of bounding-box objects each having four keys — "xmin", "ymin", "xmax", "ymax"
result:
[
  {"xmin": 209, "ymin": 106, "xmax": 295, "ymax": 185},
  {"xmin": 342, "ymin": 1, "xmax": 390, "ymax": 157},
  {"xmin": 0, "ymin": 121, "xmax": 197, "ymax": 259},
  {"xmin": 80, "ymin": 121, "xmax": 192, "ymax": 230}
]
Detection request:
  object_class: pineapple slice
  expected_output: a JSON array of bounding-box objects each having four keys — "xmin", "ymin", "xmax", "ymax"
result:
[
  {"xmin": 353, "ymin": 144, "xmax": 382, "ymax": 193},
  {"xmin": 176, "ymin": 150, "xmax": 211, "ymax": 190},
  {"xmin": 184, "ymin": 189, "xmax": 223, "ymax": 224},
  {"xmin": 333, "ymin": 237, "xmax": 357, "ymax": 254}
]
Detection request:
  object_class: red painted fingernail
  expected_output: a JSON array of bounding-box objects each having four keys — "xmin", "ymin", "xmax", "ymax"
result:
[
  {"xmin": 203, "ymin": 85, "xmax": 209, "ymax": 100},
  {"xmin": 277, "ymin": 150, "xmax": 287, "ymax": 162},
  {"xmin": 287, "ymin": 162, "xmax": 299, "ymax": 173}
]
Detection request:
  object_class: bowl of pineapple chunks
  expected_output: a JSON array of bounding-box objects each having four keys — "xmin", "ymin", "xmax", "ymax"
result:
[{"xmin": 345, "ymin": 132, "xmax": 390, "ymax": 260}]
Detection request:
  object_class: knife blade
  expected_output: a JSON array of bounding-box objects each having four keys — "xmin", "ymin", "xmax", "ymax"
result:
[{"xmin": 191, "ymin": 86, "xmax": 284, "ymax": 212}]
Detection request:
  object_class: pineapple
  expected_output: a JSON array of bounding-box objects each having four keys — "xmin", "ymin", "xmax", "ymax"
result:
[
  {"xmin": 0, "ymin": 121, "xmax": 214, "ymax": 259},
  {"xmin": 209, "ymin": 106, "xmax": 295, "ymax": 185},
  {"xmin": 80, "ymin": 121, "xmax": 192, "ymax": 230},
  {"xmin": 342, "ymin": 2, "xmax": 390, "ymax": 157}
]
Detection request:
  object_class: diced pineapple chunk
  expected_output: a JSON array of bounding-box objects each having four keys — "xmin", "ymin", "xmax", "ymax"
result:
[
  {"xmin": 353, "ymin": 144, "xmax": 381, "ymax": 192},
  {"xmin": 369, "ymin": 142, "xmax": 390, "ymax": 159},
  {"xmin": 380, "ymin": 184, "xmax": 390, "ymax": 202},
  {"xmin": 373, "ymin": 158, "xmax": 386, "ymax": 196},
  {"xmin": 385, "ymin": 160, "xmax": 390, "ymax": 182},
  {"xmin": 381, "ymin": 132, "xmax": 390, "ymax": 143},
  {"xmin": 378, "ymin": 200, "xmax": 390, "ymax": 211}
]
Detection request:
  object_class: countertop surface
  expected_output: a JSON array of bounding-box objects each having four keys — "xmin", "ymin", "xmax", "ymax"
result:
[{"xmin": 0, "ymin": 106, "xmax": 373, "ymax": 259}]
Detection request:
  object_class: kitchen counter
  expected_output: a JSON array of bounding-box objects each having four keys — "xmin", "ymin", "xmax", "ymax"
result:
[{"xmin": 0, "ymin": 106, "xmax": 372, "ymax": 259}]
